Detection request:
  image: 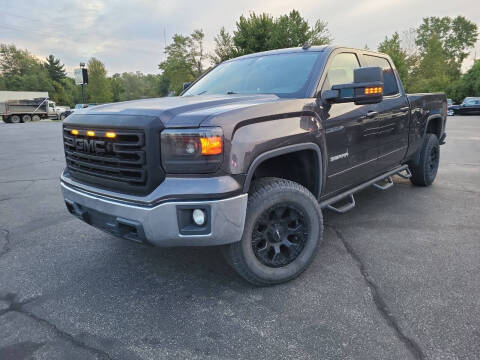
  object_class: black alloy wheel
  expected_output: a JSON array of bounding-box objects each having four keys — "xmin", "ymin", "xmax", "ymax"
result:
[{"xmin": 252, "ymin": 203, "xmax": 308, "ymax": 268}]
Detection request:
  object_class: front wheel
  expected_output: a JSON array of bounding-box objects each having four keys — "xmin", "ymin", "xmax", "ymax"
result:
[
  {"xmin": 410, "ymin": 133, "xmax": 440, "ymax": 186},
  {"xmin": 223, "ymin": 178, "xmax": 323, "ymax": 286}
]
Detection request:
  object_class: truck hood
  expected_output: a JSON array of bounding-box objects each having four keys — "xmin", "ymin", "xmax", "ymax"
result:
[{"xmin": 73, "ymin": 94, "xmax": 286, "ymax": 128}]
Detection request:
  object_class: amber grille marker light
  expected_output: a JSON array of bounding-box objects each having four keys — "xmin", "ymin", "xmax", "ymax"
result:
[
  {"xmin": 86, "ymin": 130, "xmax": 95, "ymax": 137},
  {"xmin": 364, "ymin": 86, "xmax": 383, "ymax": 95},
  {"xmin": 71, "ymin": 129, "xmax": 79, "ymax": 135},
  {"xmin": 105, "ymin": 132, "xmax": 116, "ymax": 138},
  {"xmin": 200, "ymin": 136, "xmax": 222, "ymax": 155}
]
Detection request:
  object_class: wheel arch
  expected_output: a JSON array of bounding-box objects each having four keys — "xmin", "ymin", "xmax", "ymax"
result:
[
  {"xmin": 243, "ymin": 143, "xmax": 323, "ymax": 199},
  {"xmin": 425, "ymin": 114, "xmax": 443, "ymax": 139}
]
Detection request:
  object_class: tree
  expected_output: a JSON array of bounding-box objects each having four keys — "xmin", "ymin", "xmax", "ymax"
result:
[
  {"xmin": 110, "ymin": 73, "xmax": 124, "ymax": 102},
  {"xmin": 210, "ymin": 27, "xmax": 236, "ymax": 65},
  {"xmin": 159, "ymin": 30, "xmax": 205, "ymax": 95},
  {"xmin": 0, "ymin": 44, "xmax": 54, "ymax": 93},
  {"xmin": 0, "ymin": 44, "xmax": 38, "ymax": 77},
  {"xmin": 212, "ymin": 10, "xmax": 331, "ymax": 63},
  {"xmin": 447, "ymin": 60, "xmax": 480, "ymax": 102},
  {"xmin": 416, "ymin": 16, "xmax": 478, "ymax": 76},
  {"xmin": 270, "ymin": 10, "xmax": 330, "ymax": 48},
  {"xmin": 86, "ymin": 57, "xmax": 112, "ymax": 103},
  {"xmin": 44, "ymin": 54, "xmax": 66, "ymax": 82},
  {"xmin": 378, "ymin": 32, "xmax": 409, "ymax": 86},
  {"xmin": 233, "ymin": 12, "xmax": 275, "ymax": 56},
  {"xmin": 409, "ymin": 35, "xmax": 451, "ymax": 93}
]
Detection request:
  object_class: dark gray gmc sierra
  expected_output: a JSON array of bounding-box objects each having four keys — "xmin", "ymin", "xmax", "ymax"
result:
[{"xmin": 61, "ymin": 46, "xmax": 447, "ymax": 285}]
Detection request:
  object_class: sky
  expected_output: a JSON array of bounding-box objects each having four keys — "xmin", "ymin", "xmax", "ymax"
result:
[{"xmin": 0, "ymin": 0, "xmax": 479, "ymax": 76}]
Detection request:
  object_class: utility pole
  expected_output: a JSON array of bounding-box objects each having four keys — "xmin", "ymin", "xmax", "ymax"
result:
[{"xmin": 80, "ymin": 62, "xmax": 86, "ymax": 104}]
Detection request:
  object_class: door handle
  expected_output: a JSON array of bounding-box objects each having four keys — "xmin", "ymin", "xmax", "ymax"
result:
[{"xmin": 365, "ymin": 111, "xmax": 378, "ymax": 118}]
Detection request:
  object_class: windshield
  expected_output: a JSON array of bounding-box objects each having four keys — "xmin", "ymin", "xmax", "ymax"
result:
[{"xmin": 183, "ymin": 52, "xmax": 322, "ymax": 98}]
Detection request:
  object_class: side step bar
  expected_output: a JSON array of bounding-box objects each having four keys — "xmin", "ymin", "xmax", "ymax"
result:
[{"xmin": 320, "ymin": 165, "xmax": 409, "ymax": 213}]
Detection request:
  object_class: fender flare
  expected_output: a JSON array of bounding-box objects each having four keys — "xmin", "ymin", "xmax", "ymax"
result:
[
  {"xmin": 424, "ymin": 114, "xmax": 444, "ymax": 138},
  {"xmin": 410, "ymin": 114, "xmax": 444, "ymax": 166},
  {"xmin": 243, "ymin": 143, "xmax": 323, "ymax": 199}
]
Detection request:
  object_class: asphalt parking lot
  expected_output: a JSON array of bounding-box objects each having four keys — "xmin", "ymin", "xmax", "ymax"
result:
[{"xmin": 0, "ymin": 116, "xmax": 479, "ymax": 360}]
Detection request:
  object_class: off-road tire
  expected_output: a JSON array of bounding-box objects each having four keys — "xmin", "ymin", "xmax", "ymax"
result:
[
  {"xmin": 22, "ymin": 114, "xmax": 32, "ymax": 122},
  {"xmin": 410, "ymin": 133, "xmax": 440, "ymax": 186},
  {"xmin": 223, "ymin": 177, "xmax": 323, "ymax": 286}
]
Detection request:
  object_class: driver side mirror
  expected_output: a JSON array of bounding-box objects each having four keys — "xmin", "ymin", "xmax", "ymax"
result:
[
  {"xmin": 321, "ymin": 67, "xmax": 384, "ymax": 105},
  {"xmin": 183, "ymin": 82, "xmax": 192, "ymax": 91}
]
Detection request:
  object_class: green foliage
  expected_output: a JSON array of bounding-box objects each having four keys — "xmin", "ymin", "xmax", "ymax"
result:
[
  {"xmin": 416, "ymin": 16, "xmax": 478, "ymax": 76},
  {"xmin": 233, "ymin": 13, "xmax": 275, "ymax": 56},
  {"xmin": 270, "ymin": 11, "xmax": 331, "ymax": 48},
  {"xmin": 210, "ymin": 27, "xmax": 237, "ymax": 65},
  {"xmin": 0, "ymin": 44, "xmax": 39, "ymax": 77},
  {"xmin": 159, "ymin": 30, "xmax": 205, "ymax": 95},
  {"xmin": 44, "ymin": 54, "xmax": 66, "ymax": 82},
  {"xmin": 409, "ymin": 35, "xmax": 451, "ymax": 93},
  {"xmin": 379, "ymin": 16, "xmax": 478, "ymax": 94},
  {"xmin": 446, "ymin": 60, "xmax": 480, "ymax": 102},
  {"xmin": 378, "ymin": 32, "xmax": 409, "ymax": 86},
  {"xmin": 214, "ymin": 10, "xmax": 331, "ymax": 61},
  {"xmin": 86, "ymin": 57, "xmax": 113, "ymax": 103}
]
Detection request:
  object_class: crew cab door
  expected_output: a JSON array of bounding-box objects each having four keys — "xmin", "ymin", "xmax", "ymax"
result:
[
  {"xmin": 320, "ymin": 52, "xmax": 379, "ymax": 194},
  {"xmin": 361, "ymin": 55, "xmax": 409, "ymax": 171}
]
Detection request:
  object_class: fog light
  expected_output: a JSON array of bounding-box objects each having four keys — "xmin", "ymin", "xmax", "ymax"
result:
[{"xmin": 192, "ymin": 209, "xmax": 206, "ymax": 226}]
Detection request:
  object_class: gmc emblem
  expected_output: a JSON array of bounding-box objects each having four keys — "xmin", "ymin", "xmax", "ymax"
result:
[{"xmin": 75, "ymin": 138, "xmax": 105, "ymax": 153}]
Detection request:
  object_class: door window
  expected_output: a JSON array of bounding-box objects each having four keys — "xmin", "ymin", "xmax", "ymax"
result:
[
  {"xmin": 364, "ymin": 55, "xmax": 399, "ymax": 96},
  {"xmin": 322, "ymin": 53, "xmax": 360, "ymax": 91}
]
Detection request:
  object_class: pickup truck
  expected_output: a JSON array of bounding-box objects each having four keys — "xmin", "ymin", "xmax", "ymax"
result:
[{"xmin": 61, "ymin": 46, "xmax": 447, "ymax": 285}]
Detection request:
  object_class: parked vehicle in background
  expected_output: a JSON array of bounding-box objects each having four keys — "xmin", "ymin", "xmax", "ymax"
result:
[
  {"xmin": 447, "ymin": 98, "xmax": 454, "ymax": 116},
  {"xmin": 61, "ymin": 46, "xmax": 447, "ymax": 285},
  {"xmin": 1, "ymin": 96, "xmax": 67, "ymax": 123},
  {"xmin": 62, "ymin": 104, "xmax": 99, "ymax": 118},
  {"xmin": 449, "ymin": 97, "xmax": 480, "ymax": 115}
]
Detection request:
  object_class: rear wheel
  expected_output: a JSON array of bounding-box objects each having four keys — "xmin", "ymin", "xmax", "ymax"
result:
[
  {"xmin": 22, "ymin": 114, "xmax": 32, "ymax": 122},
  {"xmin": 32, "ymin": 114, "xmax": 41, "ymax": 122},
  {"xmin": 410, "ymin": 133, "xmax": 440, "ymax": 186},
  {"xmin": 10, "ymin": 115, "xmax": 21, "ymax": 123},
  {"xmin": 223, "ymin": 178, "xmax": 323, "ymax": 286}
]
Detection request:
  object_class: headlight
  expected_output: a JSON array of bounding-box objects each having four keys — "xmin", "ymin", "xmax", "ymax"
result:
[{"xmin": 161, "ymin": 127, "xmax": 223, "ymax": 173}]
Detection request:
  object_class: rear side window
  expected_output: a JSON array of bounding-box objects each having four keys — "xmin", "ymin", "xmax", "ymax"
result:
[
  {"xmin": 364, "ymin": 55, "xmax": 399, "ymax": 96},
  {"xmin": 322, "ymin": 53, "xmax": 360, "ymax": 91}
]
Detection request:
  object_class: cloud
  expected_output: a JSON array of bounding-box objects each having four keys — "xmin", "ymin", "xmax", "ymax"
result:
[{"xmin": 0, "ymin": 0, "xmax": 478, "ymax": 75}]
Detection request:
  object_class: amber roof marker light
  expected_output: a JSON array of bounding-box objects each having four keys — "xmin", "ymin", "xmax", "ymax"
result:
[{"xmin": 105, "ymin": 132, "xmax": 116, "ymax": 138}]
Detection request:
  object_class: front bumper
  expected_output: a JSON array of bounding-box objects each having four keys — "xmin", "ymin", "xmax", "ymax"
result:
[{"xmin": 61, "ymin": 180, "xmax": 248, "ymax": 247}]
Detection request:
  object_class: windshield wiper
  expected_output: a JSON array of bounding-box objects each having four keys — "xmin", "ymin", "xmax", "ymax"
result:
[
  {"xmin": 195, "ymin": 90, "xmax": 207, "ymax": 95},
  {"xmin": 226, "ymin": 91, "xmax": 237, "ymax": 94}
]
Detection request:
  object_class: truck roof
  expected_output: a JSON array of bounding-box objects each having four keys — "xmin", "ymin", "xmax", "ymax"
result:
[{"xmin": 227, "ymin": 45, "xmax": 390, "ymax": 62}]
